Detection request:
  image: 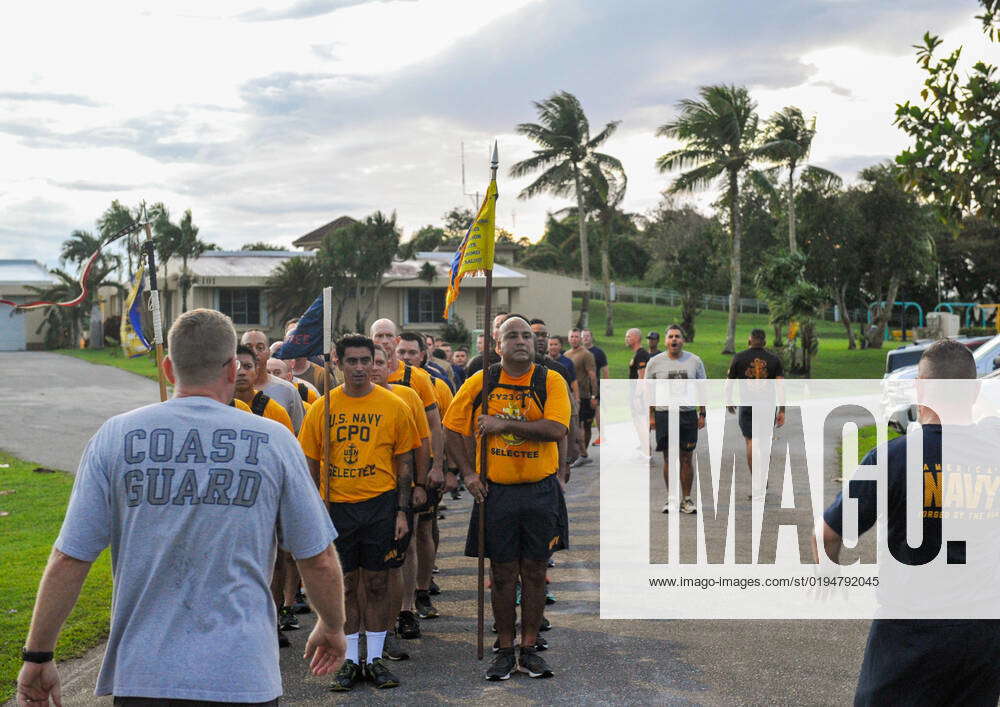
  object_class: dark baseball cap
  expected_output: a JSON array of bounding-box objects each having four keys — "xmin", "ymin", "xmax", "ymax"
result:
[{"xmin": 647, "ymin": 331, "xmax": 660, "ymax": 339}]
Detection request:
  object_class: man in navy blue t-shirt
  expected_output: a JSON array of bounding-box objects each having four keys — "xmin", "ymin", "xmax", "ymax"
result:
[{"xmin": 819, "ymin": 339, "xmax": 1000, "ymax": 706}]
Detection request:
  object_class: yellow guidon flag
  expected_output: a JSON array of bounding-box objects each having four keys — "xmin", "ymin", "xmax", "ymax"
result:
[
  {"xmin": 443, "ymin": 178, "xmax": 497, "ymax": 319},
  {"xmin": 120, "ymin": 265, "xmax": 151, "ymax": 358}
]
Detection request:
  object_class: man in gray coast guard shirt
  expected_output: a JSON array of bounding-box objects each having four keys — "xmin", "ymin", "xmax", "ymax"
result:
[{"xmin": 16, "ymin": 309, "xmax": 346, "ymax": 706}]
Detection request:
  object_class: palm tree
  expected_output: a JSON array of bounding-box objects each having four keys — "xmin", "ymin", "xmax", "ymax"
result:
[
  {"xmin": 762, "ymin": 107, "xmax": 841, "ymax": 254},
  {"xmin": 510, "ymin": 91, "xmax": 622, "ymax": 328},
  {"xmin": 266, "ymin": 257, "xmax": 322, "ymax": 329},
  {"xmin": 656, "ymin": 84, "xmax": 770, "ymax": 354},
  {"xmin": 168, "ymin": 209, "xmax": 207, "ymax": 314}
]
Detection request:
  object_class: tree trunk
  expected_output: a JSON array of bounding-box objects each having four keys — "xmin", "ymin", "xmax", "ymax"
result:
[
  {"xmin": 836, "ymin": 284, "xmax": 857, "ymax": 350},
  {"xmin": 89, "ymin": 301, "xmax": 104, "ymax": 349},
  {"xmin": 180, "ymin": 256, "xmax": 189, "ymax": 314},
  {"xmin": 723, "ymin": 169, "xmax": 741, "ymax": 354},
  {"xmin": 772, "ymin": 323, "xmax": 783, "ymax": 348},
  {"xmin": 574, "ymin": 169, "xmax": 591, "ymax": 329},
  {"xmin": 601, "ymin": 224, "xmax": 613, "ymax": 337},
  {"xmin": 787, "ymin": 161, "xmax": 797, "ymax": 255},
  {"xmin": 681, "ymin": 294, "xmax": 697, "ymax": 342},
  {"xmin": 865, "ymin": 277, "xmax": 900, "ymax": 349}
]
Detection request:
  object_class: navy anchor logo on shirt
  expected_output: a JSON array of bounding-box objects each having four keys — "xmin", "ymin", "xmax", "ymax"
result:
[{"xmin": 344, "ymin": 443, "xmax": 359, "ymax": 465}]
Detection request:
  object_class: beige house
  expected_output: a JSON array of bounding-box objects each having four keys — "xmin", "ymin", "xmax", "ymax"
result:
[
  {"xmin": 154, "ymin": 250, "xmax": 585, "ymax": 342},
  {"xmin": 0, "ymin": 260, "xmax": 59, "ymax": 350}
]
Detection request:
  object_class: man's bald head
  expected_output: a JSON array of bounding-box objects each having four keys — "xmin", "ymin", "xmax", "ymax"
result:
[
  {"xmin": 370, "ymin": 318, "xmax": 398, "ymax": 356},
  {"xmin": 266, "ymin": 357, "xmax": 291, "ymax": 382}
]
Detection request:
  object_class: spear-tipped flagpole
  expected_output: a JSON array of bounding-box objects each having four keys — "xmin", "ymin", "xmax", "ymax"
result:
[
  {"xmin": 321, "ymin": 286, "xmax": 332, "ymax": 510},
  {"xmin": 476, "ymin": 139, "xmax": 499, "ymax": 660},
  {"xmin": 141, "ymin": 206, "xmax": 168, "ymax": 402}
]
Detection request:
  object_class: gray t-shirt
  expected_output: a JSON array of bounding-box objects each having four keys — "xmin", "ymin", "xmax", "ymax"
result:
[
  {"xmin": 645, "ymin": 350, "xmax": 707, "ymax": 412},
  {"xmin": 55, "ymin": 396, "xmax": 336, "ymax": 702},
  {"xmin": 261, "ymin": 374, "xmax": 304, "ymax": 433}
]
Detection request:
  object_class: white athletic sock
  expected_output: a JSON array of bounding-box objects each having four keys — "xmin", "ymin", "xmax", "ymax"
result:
[
  {"xmin": 366, "ymin": 630, "xmax": 387, "ymax": 664},
  {"xmin": 346, "ymin": 632, "xmax": 360, "ymax": 664}
]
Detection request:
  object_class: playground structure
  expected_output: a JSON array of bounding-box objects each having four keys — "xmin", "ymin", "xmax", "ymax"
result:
[{"xmin": 867, "ymin": 301, "xmax": 924, "ymax": 341}]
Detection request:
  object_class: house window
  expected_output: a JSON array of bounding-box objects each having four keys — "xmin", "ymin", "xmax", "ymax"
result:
[
  {"xmin": 407, "ymin": 288, "xmax": 446, "ymax": 323},
  {"xmin": 219, "ymin": 288, "xmax": 261, "ymax": 325}
]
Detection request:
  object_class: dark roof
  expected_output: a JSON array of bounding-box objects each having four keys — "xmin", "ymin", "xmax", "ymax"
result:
[{"xmin": 291, "ymin": 215, "xmax": 357, "ymax": 249}]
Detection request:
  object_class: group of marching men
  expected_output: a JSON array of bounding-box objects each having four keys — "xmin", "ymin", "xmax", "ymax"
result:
[{"xmin": 227, "ymin": 311, "xmax": 598, "ymax": 688}]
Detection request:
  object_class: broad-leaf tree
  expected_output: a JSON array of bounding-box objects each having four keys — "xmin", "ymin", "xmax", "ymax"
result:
[
  {"xmin": 510, "ymin": 91, "xmax": 622, "ymax": 328},
  {"xmin": 656, "ymin": 84, "xmax": 771, "ymax": 354},
  {"xmin": 895, "ymin": 0, "xmax": 1000, "ymax": 223}
]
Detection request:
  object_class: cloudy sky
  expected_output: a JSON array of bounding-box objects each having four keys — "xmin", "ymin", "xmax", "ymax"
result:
[{"xmin": 2, "ymin": 0, "xmax": 998, "ymax": 268}]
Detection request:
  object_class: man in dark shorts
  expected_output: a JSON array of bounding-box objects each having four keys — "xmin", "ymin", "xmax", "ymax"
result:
[
  {"xmin": 582, "ymin": 329, "xmax": 608, "ymax": 446},
  {"xmin": 644, "ymin": 325, "xmax": 706, "ymax": 514},
  {"xmin": 299, "ymin": 334, "xmax": 420, "ymax": 691},
  {"xmin": 565, "ymin": 328, "xmax": 598, "ymax": 460},
  {"xmin": 626, "ymin": 327, "xmax": 649, "ymax": 379},
  {"xmin": 725, "ymin": 329, "xmax": 785, "ymax": 497},
  {"xmin": 817, "ymin": 339, "xmax": 1000, "ymax": 705},
  {"xmin": 444, "ymin": 316, "xmax": 571, "ymax": 681}
]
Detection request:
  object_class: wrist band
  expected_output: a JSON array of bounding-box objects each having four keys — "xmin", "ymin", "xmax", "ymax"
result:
[{"xmin": 21, "ymin": 648, "xmax": 53, "ymax": 664}]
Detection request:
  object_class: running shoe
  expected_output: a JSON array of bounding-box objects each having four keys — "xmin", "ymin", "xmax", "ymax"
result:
[
  {"xmin": 517, "ymin": 645, "xmax": 554, "ymax": 678},
  {"xmin": 450, "ymin": 489, "xmax": 462, "ymax": 500},
  {"xmin": 432, "ymin": 565, "xmax": 440, "ymax": 574},
  {"xmin": 679, "ymin": 496, "xmax": 697, "ymax": 514},
  {"xmin": 547, "ymin": 558, "xmax": 556, "ymax": 568},
  {"xmin": 539, "ymin": 617, "xmax": 551, "ymax": 632},
  {"xmin": 329, "ymin": 659, "xmax": 362, "ymax": 691},
  {"xmin": 291, "ymin": 590, "xmax": 311, "ymax": 615},
  {"xmin": 592, "ymin": 436, "xmax": 601, "ymax": 446},
  {"xmin": 545, "ymin": 591, "xmax": 556, "ymax": 605},
  {"xmin": 486, "ymin": 648, "xmax": 516, "ymax": 681},
  {"xmin": 429, "ymin": 579, "xmax": 441, "ymax": 596},
  {"xmin": 278, "ymin": 606, "xmax": 300, "ymax": 631},
  {"xmin": 396, "ymin": 610, "xmax": 421, "ymax": 639},
  {"xmin": 415, "ymin": 590, "xmax": 439, "ymax": 619},
  {"xmin": 534, "ymin": 635, "xmax": 548, "ymax": 651},
  {"xmin": 382, "ymin": 634, "xmax": 409, "ymax": 661},
  {"xmin": 366, "ymin": 658, "xmax": 400, "ymax": 689},
  {"xmin": 277, "ymin": 627, "xmax": 290, "ymax": 648},
  {"xmin": 661, "ymin": 499, "xmax": 675, "ymax": 514},
  {"xmin": 491, "ymin": 621, "xmax": 497, "ymax": 634},
  {"xmin": 570, "ymin": 457, "xmax": 590, "ymax": 468}
]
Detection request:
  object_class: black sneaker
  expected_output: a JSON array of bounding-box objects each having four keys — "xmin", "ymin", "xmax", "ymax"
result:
[
  {"xmin": 415, "ymin": 590, "xmax": 439, "ymax": 618},
  {"xmin": 329, "ymin": 659, "xmax": 362, "ymax": 691},
  {"xmin": 518, "ymin": 646, "xmax": 553, "ymax": 678},
  {"xmin": 432, "ymin": 565, "xmax": 440, "ymax": 574},
  {"xmin": 291, "ymin": 590, "xmax": 311, "ymax": 614},
  {"xmin": 396, "ymin": 610, "xmax": 421, "ymax": 639},
  {"xmin": 491, "ymin": 621, "xmax": 497, "ymax": 634},
  {"xmin": 534, "ymin": 635, "xmax": 548, "ymax": 651},
  {"xmin": 366, "ymin": 658, "xmax": 400, "ymax": 688},
  {"xmin": 279, "ymin": 606, "xmax": 300, "ymax": 631},
  {"xmin": 545, "ymin": 590, "xmax": 556, "ymax": 605},
  {"xmin": 539, "ymin": 617, "xmax": 552, "ymax": 632},
  {"xmin": 486, "ymin": 647, "xmax": 516, "ymax": 681},
  {"xmin": 450, "ymin": 489, "xmax": 462, "ymax": 500},
  {"xmin": 428, "ymin": 579, "xmax": 441, "ymax": 596},
  {"xmin": 382, "ymin": 634, "xmax": 409, "ymax": 661},
  {"xmin": 277, "ymin": 627, "xmax": 290, "ymax": 648}
]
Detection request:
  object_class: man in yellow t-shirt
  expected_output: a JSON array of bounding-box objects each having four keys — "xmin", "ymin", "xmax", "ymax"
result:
[
  {"xmin": 233, "ymin": 346, "xmax": 294, "ymax": 434},
  {"xmin": 444, "ymin": 315, "xmax": 570, "ymax": 681},
  {"xmin": 371, "ymin": 345, "xmax": 430, "ymax": 654},
  {"xmin": 298, "ymin": 334, "xmax": 419, "ymax": 691}
]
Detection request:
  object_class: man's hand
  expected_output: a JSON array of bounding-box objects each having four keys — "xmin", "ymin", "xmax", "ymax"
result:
[
  {"xmin": 411, "ymin": 486, "xmax": 427, "ymax": 509},
  {"xmin": 427, "ymin": 464, "xmax": 445, "ymax": 488},
  {"xmin": 395, "ymin": 511, "xmax": 410, "ymax": 540},
  {"xmin": 464, "ymin": 473, "xmax": 487, "ymax": 503},
  {"xmin": 17, "ymin": 662, "xmax": 61, "ymax": 707},
  {"xmin": 303, "ymin": 618, "xmax": 347, "ymax": 677},
  {"xmin": 477, "ymin": 415, "xmax": 507, "ymax": 436},
  {"xmin": 697, "ymin": 414, "xmax": 706, "ymax": 430},
  {"xmin": 775, "ymin": 410, "xmax": 785, "ymax": 428},
  {"xmin": 443, "ymin": 471, "xmax": 459, "ymax": 492}
]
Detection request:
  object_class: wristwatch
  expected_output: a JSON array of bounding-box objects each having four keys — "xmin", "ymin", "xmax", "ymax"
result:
[{"xmin": 21, "ymin": 647, "xmax": 53, "ymax": 663}]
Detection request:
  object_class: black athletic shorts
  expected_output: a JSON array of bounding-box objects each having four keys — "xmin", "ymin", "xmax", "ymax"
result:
[
  {"xmin": 579, "ymin": 397, "xmax": 596, "ymax": 422},
  {"xmin": 464, "ymin": 473, "xmax": 569, "ymax": 563},
  {"xmin": 654, "ymin": 409, "xmax": 699, "ymax": 453},
  {"xmin": 414, "ymin": 485, "xmax": 442, "ymax": 518},
  {"xmin": 738, "ymin": 406, "xmax": 754, "ymax": 439},
  {"xmin": 330, "ymin": 489, "xmax": 405, "ymax": 572}
]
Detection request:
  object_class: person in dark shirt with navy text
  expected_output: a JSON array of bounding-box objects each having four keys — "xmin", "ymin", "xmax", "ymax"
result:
[{"xmin": 818, "ymin": 339, "xmax": 1000, "ymax": 706}]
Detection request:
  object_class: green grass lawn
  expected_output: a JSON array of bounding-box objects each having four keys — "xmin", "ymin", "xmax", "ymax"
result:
[
  {"xmin": 0, "ymin": 452, "xmax": 112, "ymax": 702},
  {"xmin": 580, "ymin": 299, "xmax": 888, "ymax": 379},
  {"xmin": 56, "ymin": 347, "xmax": 163, "ymax": 383}
]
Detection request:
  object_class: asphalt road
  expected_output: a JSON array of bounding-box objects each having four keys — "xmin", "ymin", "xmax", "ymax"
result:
[{"xmin": 3, "ymin": 353, "xmax": 873, "ymax": 705}]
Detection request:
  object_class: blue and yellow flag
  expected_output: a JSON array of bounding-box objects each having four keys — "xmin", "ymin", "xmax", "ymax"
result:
[
  {"xmin": 444, "ymin": 178, "xmax": 497, "ymax": 319},
  {"xmin": 120, "ymin": 265, "xmax": 151, "ymax": 358}
]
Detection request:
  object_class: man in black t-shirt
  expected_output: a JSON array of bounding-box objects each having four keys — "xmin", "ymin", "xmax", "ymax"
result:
[
  {"xmin": 582, "ymin": 329, "xmax": 608, "ymax": 447},
  {"xmin": 626, "ymin": 328, "xmax": 649, "ymax": 379},
  {"xmin": 725, "ymin": 329, "xmax": 784, "ymax": 488},
  {"xmin": 818, "ymin": 339, "xmax": 1000, "ymax": 706}
]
